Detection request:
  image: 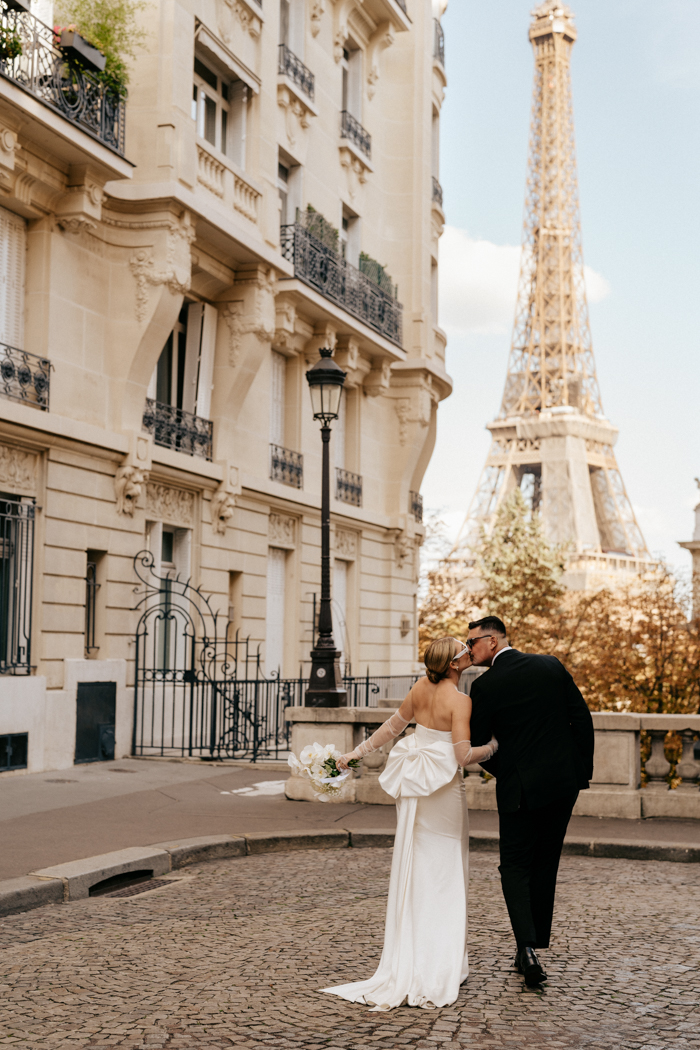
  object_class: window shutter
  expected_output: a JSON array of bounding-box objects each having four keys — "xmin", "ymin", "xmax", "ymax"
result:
[
  {"xmin": 182, "ymin": 303, "xmax": 217, "ymax": 418},
  {"xmin": 0, "ymin": 207, "xmax": 26, "ymax": 348}
]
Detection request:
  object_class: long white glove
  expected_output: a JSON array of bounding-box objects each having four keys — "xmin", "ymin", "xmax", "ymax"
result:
[
  {"xmin": 453, "ymin": 738, "xmax": 498, "ymax": 767},
  {"xmin": 338, "ymin": 711, "xmax": 410, "ymax": 765}
]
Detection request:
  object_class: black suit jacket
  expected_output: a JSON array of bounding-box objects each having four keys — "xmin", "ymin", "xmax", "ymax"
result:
[{"xmin": 469, "ymin": 649, "xmax": 594, "ymax": 813}]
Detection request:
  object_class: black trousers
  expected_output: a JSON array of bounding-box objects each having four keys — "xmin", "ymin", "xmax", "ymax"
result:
[{"xmin": 498, "ymin": 791, "xmax": 578, "ymax": 950}]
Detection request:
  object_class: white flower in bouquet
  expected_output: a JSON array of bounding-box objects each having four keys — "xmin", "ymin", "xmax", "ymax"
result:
[{"xmin": 288, "ymin": 741, "xmax": 359, "ymax": 802}]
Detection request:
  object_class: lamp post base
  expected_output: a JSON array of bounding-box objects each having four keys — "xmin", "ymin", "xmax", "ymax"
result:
[{"xmin": 305, "ymin": 646, "xmax": 347, "ymax": 707}]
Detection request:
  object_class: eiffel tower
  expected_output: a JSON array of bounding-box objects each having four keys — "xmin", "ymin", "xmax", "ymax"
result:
[{"xmin": 455, "ymin": 1, "xmax": 653, "ymax": 586}]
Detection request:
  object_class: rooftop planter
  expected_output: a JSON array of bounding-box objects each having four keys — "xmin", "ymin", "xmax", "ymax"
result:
[{"xmin": 58, "ymin": 28, "xmax": 106, "ymax": 72}]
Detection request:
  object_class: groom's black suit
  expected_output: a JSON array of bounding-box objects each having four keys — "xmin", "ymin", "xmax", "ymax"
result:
[{"xmin": 470, "ymin": 648, "xmax": 594, "ymax": 950}]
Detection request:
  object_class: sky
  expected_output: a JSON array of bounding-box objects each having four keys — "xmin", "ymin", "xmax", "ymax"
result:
[{"xmin": 425, "ymin": 0, "xmax": 700, "ymax": 570}]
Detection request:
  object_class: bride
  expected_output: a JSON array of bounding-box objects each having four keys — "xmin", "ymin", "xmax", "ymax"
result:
[{"xmin": 323, "ymin": 636, "xmax": 498, "ymax": 1012}]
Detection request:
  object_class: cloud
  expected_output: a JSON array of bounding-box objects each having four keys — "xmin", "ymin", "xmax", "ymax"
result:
[{"xmin": 439, "ymin": 225, "xmax": 611, "ymax": 338}]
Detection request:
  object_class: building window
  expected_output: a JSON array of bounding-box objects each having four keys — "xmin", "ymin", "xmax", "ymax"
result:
[
  {"xmin": 192, "ymin": 54, "xmax": 248, "ymax": 167},
  {"xmin": 0, "ymin": 207, "xmax": 26, "ymax": 349},
  {"xmin": 266, "ymin": 547, "xmax": 286, "ymax": 676},
  {"xmin": 270, "ymin": 350, "xmax": 286, "ymax": 447},
  {"xmin": 333, "ymin": 558, "xmax": 349, "ymax": 674},
  {"xmin": 0, "ymin": 494, "xmax": 35, "ymax": 675},
  {"xmin": 340, "ymin": 209, "xmax": 360, "ymax": 267},
  {"xmin": 278, "ymin": 151, "xmax": 302, "ymax": 226},
  {"xmin": 333, "ymin": 388, "xmax": 346, "ymax": 470},
  {"xmin": 85, "ymin": 551, "xmax": 105, "ymax": 658},
  {"xmin": 341, "ymin": 44, "xmax": 362, "ymax": 119},
  {"xmin": 0, "ymin": 732, "xmax": 28, "ymax": 770}
]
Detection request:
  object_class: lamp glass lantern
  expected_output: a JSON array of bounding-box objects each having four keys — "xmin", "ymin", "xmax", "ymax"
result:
[{"xmin": 306, "ymin": 347, "xmax": 346, "ymax": 423}]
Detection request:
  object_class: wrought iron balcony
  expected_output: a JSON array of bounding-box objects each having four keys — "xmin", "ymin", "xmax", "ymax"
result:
[
  {"xmin": 336, "ymin": 468, "xmax": 362, "ymax": 507},
  {"xmin": 340, "ymin": 110, "xmax": 371, "ymax": 160},
  {"xmin": 410, "ymin": 490, "xmax": 423, "ymax": 523},
  {"xmin": 278, "ymin": 43, "xmax": 314, "ymax": 101},
  {"xmin": 0, "ymin": 4, "xmax": 125, "ymax": 154},
  {"xmin": 270, "ymin": 443, "xmax": 303, "ymax": 488},
  {"xmin": 432, "ymin": 176, "xmax": 443, "ymax": 207},
  {"xmin": 280, "ymin": 221, "xmax": 403, "ymax": 347},
  {"xmin": 433, "ymin": 19, "xmax": 445, "ymax": 66},
  {"xmin": 0, "ymin": 342, "xmax": 50, "ymax": 410},
  {"xmin": 142, "ymin": 399, "xmax": 213, "ymax": 461}
]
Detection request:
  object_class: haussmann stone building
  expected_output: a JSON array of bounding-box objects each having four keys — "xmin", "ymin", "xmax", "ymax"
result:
[{"xmin": 0, "ymin": 0, "xmax": 450, "ymax": 775}]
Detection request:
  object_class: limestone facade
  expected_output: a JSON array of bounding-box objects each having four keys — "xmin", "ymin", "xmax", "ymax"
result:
[{"xmin": 0, "ymin": 0, "xmax": 451, "ymax": 772}]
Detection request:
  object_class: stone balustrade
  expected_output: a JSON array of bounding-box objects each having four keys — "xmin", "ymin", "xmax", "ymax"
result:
[
  {"xmin": 284, "ymin": 707, "xmax": 700, "ymax": 818},
  {"xmin": 196, "ymin": 143, "xmax": 262, "ymax": 225}
]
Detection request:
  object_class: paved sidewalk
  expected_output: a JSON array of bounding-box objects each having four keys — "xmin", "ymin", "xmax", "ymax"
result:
[
  {"xmin": 2, "ymin": 757, "xmax": 700, "ymax": 880},
  {"xmin": 1, "ymin": 846, "xmax": 698, "ymax": 1049}
]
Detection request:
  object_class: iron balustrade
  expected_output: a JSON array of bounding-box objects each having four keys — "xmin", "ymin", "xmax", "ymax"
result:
[
  {"xmin": 0, "ymin": 495, "xmax": 35, "ymax": 675},
  {"xmin": 280, "ymin": 222, "xmax": 403, "ymax": 347},
  {"xmin": 270, "ymin": 443, "xmax": 303, "ymax": 488},
  {"xmin": 432, "ymin": 175, "xmax": 443, "ymax": 208},
  {"xmin": 433, "ymin": 19, "xmax": 445, "ymax": 66},
  {"xmin": 410, "ymin": 489, "xmax": 423, "ymax": 522},
  {"xmin": 336, "ymin": 467, "xmax": 362, "ymax": 507},
  {"xmin": 85, "ymin": 560, "xmax": 100, "ymax": 656},
  {"xmin": 340, "ymin": 109, "xmax": 371, "ymax": 159},
  {"xmin": 0, "ymin": 341, "xmax": 50, "ymax": 409},
  {"xmin": 142, "ymin": 398, "xmax": 213, "ymax": 461},
  {"xmin": 278, "ymin": 43, "xmax": 315, "ymax": 100},
  {"xmin": 0, "ymin": 3, "xmax": 126, "ymax": 154}
]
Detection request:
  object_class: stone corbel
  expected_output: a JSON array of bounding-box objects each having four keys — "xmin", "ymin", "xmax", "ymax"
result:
[
  {"xmin": 274, "ymin": 299, "xmax": 298, "ymax": 352},
  {"xmin": 339, "ymin": 146, "xmax": 370, "ymax": 202},
  {"xmin": 218, "ymin": 0, "xmax": 262, "ymax": 42},
  {"xmin": 304, "ymin": 324, "xmax": 337, "ymax": 364},
  {"xmin": 211, "ymin": 463, "xmax": 242, "ymax": 534},
  {"xmin": 393, "ymin": 514, "xmax": 418, "ymax": 570},
  {"xmin": 114, "ymin": 433, "xmax": 152, "ymax": 516},
  {"xmin": 335, "ymin": 337, "xmax": 370, "ymax": 387},
  {"xmin": 366, "ymin": 22, "xmax": 395, "ymax": 100},
  {"xmin": 310, "ymin": 0, "xmax": 324, "ymax": 35},
  {"xmin": 0, "ymin": 124, "xmax": 18, "ymax": 190},
  {"xmin": 392, "ymin": 380, "xmax": 435, "ymax": 446},
  {"xmin": 332, "ymin": 0, "xmax": 358, "ymax": 61},
  {"xmin": 277, "ymin": 84, "xmax": 315, "ymax": 152},
  {"xmin": 128, "ymin": 212, "xmax": 196, "ymax": 323},
  {"xmin": 363, "ymin": 358, "xmax": 392, "ymax": 398},
  {"xmin": 55, "ymin": 164, "xmax": 105, "ymax": 235}
]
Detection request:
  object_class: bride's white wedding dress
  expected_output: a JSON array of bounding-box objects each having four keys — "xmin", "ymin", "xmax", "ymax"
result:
[{"xmin": 323, "ymin": 724, "xmax": 472, "ymax": 1011}]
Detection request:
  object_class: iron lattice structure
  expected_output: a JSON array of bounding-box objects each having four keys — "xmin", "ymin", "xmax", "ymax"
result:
[{"xmin": 456, "ymin": 1, "xmax": 649, "ymax": 569}]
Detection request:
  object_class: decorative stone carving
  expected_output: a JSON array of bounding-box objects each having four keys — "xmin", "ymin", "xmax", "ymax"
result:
[
  {"xmin": 0, "ymin": 124, "xmax": 18, "ymax": 189},
  {"xmin": 269, "ymin": 512, "xmax": 296, "ymax": 548},
  {"xmin": 211, "ymin": 463, "xmax": 241, "ymax": 534},
  {"xmin": 114, "ymin": 465, "xmax": 148, "ymax": 516},
  {"xmin": 57, "ymin": 217, "xmax": 97, "ymax": 235},
  {"xmin": 395, "ymin": 529, "xmax": 414, "ymax": 568},
  {"xmin": 366, "ymin": 22, "xmax": 395, "ymax": 100},
  {"xmin": 277, "ymin": 85, "xmax": 312, "ymax": 149},
  {"xmin": 0, "ymin": 444, "xmax": 37, "ymax": 494},
  {"xmin": 305, "ymin": 324, "xmax": 337, "ymax": 363},
  {"xmin": 218, "ymin": 0, "xmax": 262, "ymax": 41},
  {"xmin": 129, "ymin": 214, "xmax": 196, "ymax": 322},
  {"xmin": 274, "ymin": 301, "xmax": 297, "ymax": 351},
  {"xmin": 310, "ymin": 0, "xmax": 324, "ymax": 35},
  {"xmin": 364, "ymin": 359, "xmax": 391, "ymax": 398},
  {"xmin": 334, "ymin": 528, "xmax": 357, "ymax": 560},
  {"xmin": 393, "ymin": 380, "xmax": 436, "ymax": 445},
  {"xmin": 221, "ymin": 301, "xmax": 244, "ymax": 366},
  {"xmin": 339, "ymin": 147, "xmax": 368, "ymax": 201},
  {"xmin": 146, "ymin": 482, "xmax": 195, "ymax": 526}
]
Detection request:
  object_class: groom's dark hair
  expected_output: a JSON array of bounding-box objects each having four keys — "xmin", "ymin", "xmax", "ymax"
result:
[{"xmin": 469, "ymin": 615, "xmax": 507, "ymax": 637}]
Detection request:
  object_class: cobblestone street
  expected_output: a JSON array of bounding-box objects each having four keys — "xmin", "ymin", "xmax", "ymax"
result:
[{"xmin": 1, "ymin": 848, "xmax": 698, "ymax": 1050}]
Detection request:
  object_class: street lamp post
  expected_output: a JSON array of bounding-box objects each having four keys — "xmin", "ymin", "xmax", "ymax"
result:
[{"xmin": 304, "ymin": 347, "xmax": 348, "ymax": 707}]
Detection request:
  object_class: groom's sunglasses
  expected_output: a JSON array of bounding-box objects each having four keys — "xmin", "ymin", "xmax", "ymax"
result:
[{"xmin": 466, "ymin": 634, "xmax": 493, "ymax": 649}]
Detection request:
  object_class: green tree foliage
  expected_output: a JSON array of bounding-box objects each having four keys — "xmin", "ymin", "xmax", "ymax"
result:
[{"xmin": 56, "ymin": 0, "xmax": 148, "ymax": 95}]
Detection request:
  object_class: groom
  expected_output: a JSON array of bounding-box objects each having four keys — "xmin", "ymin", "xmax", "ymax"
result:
[{"xmin": 468, "ymin": 616, "xmax": 594, "ymax": 987}]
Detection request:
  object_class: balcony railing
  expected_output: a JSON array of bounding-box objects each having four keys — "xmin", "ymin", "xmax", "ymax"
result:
[
  {"xmin": 142, "ymin": 399, "xmax": 213, "ymax": 461},
  {"xmin": 278, "ymin": 43, "xmax": 314, "ymax": 101},
  {"xmin": 0, "ymin": 342, "xmax": 50, "ymax": 410},
  {"xmin": 431, "ymin": 176, "xmax": 443, "ymax": 208},
  {"xmin": 0, "ymin": 4, "xmax": 125, "ymax": 154},
  {"xmin": 340, "ymin": 110, "xmax": 371, "ymax": 159},
  {"xmin": 336, "ymin": 468, "xmax": 362, "ymax": 507},
  {"xmin": 280, "ymin": 222, "xmax": 403, "ymax": 347},
  {"xmin": 270, "ymin": 443, "xmax": 303, "ymax": 488},
  {"xmin": 410, "ymin": 490, "xmax": 423, "ymax": 523},
  {"xmin": 433, "ymin": 19, "xmax": 445, "ymax": 66}
]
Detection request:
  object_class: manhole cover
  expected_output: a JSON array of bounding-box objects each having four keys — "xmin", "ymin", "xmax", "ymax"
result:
[{"xmin": 102, "ymin": 878, "xmax": 179, "ymax": 898}]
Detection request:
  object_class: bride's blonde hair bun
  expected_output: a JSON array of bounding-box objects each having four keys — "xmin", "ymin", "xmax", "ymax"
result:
[{"xmin": 424, "ymin": 636, "xmax": 462, "ymax": 684}]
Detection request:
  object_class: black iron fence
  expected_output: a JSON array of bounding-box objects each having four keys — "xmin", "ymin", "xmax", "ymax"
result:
[
  {"xmin": 340, "ymin": 109, "xmax": 371, "ymax": 159},
  {"xmin": 0, "ymin": 495, "xmax": 34, "ymax": 675},
  {"xmin": 280, "ymin": 221, "xmax": 403, "ymax": 347},
  {"xmin": 143, "ymin": 399, "xmax": 213, "ymax": 461},
  {"xmin": 0, "ymin": 342, "xmax": 50, "ymax": 410},
  {"xmin": 270, "ymin": 443, "xmax": 303, "ymax": 488},
  {"xmin": 278, "ymin": 43, "xmax": 314, "ymax": 100},
  {"xmin": 0, "ymin": 3, "xmax": 125, "ymax": 154},
  {"xmin": 336, "ymin": 467, "xmax": 362, "ymax": 507},
  {"xmin": 131, "ymin": 552, "xmax": 423, "ymax": 761}
]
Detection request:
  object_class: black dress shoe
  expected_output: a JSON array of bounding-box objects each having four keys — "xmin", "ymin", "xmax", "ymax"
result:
[{"xmin": 516, "ymin": 947, "xmax": 548, "ymax": 986}]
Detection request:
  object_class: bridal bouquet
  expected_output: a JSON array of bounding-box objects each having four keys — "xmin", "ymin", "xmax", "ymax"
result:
[{"xmin": 288, "ymin": 742, "xmax": 359, "ymax": 802}]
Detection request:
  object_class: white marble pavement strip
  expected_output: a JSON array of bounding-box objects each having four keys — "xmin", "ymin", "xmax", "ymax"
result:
[{"xmin": 0, "ymin": 848, "xmax": 698, "ymax": 1049}]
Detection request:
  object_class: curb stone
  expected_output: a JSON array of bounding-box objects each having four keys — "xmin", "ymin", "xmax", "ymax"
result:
[{"xmin": 2, "ymin": 827, "xmax": 699, "ymax": 919}]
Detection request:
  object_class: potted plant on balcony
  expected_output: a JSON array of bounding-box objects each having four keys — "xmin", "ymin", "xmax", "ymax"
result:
[
  {"xmin": 54, "ymin": 0, "xmax": 146, "ymax": 96},
  {"xmin": 55, "ymin": 23, "xmax": 106, "ymax": 72},
  {"xmin": 0, "ymin": 23, "xmax": 22, "ymax": 61}
]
